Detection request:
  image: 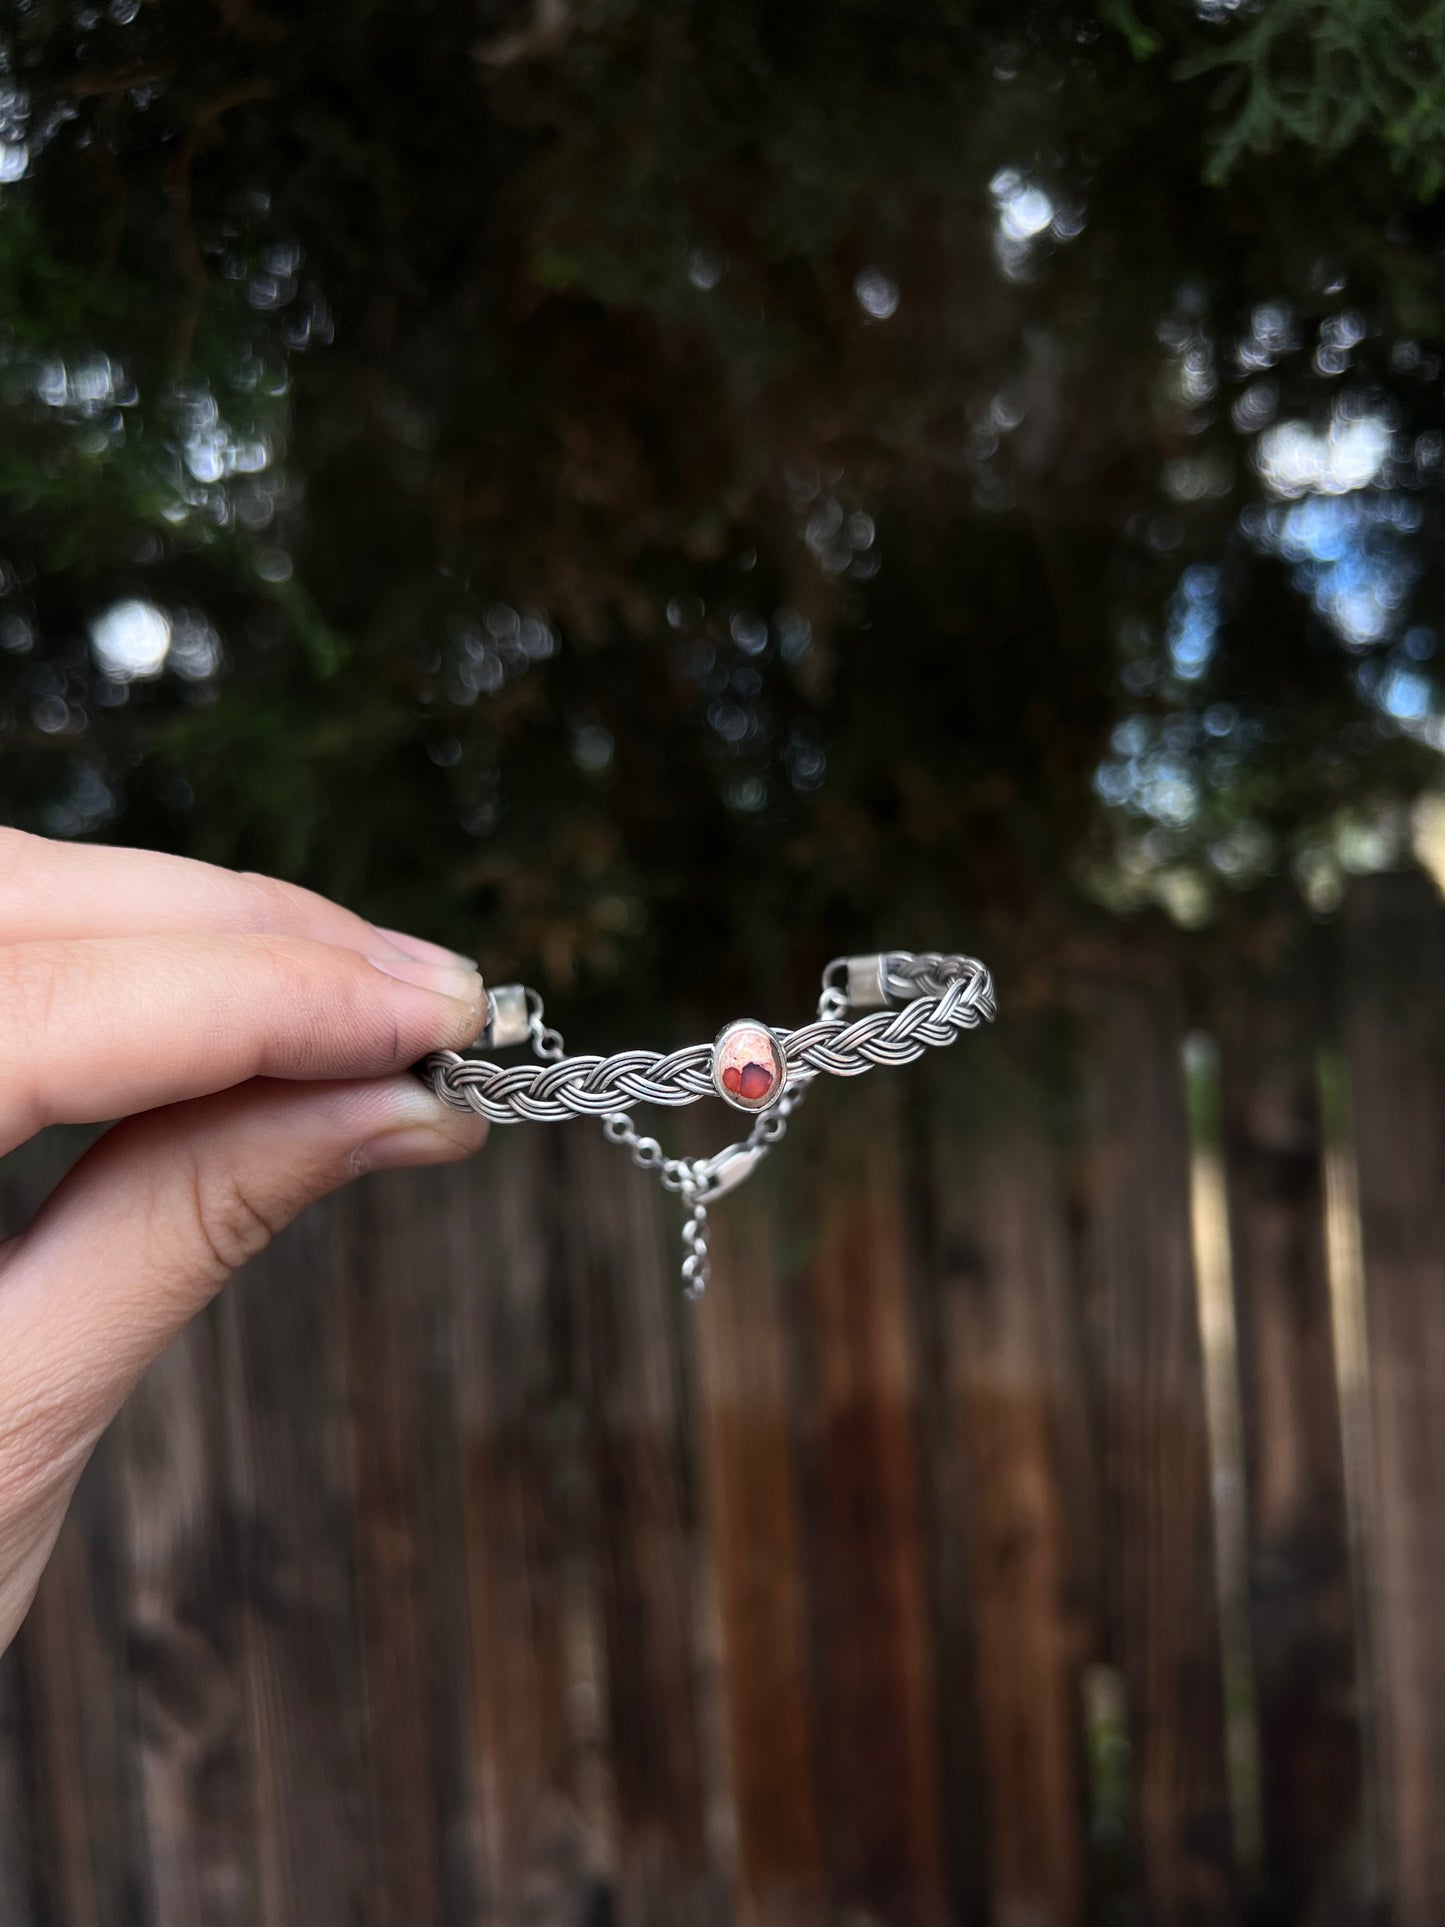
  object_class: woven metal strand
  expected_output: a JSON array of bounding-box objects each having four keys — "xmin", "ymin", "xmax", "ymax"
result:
[{"xmin": 419, "ymin": 955, "xmax": 996, "ymax": 1124}]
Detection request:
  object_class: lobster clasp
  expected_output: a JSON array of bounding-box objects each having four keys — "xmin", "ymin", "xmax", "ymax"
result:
[{"xmin": 693, "ymin": 1140, "xmax": 769, "ymax": 1203}]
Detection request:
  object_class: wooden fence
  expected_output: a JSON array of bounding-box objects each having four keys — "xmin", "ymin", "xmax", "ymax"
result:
[{"xmin": 1, "ymin": 873, "xmax": 1443, "ymax": 1926}]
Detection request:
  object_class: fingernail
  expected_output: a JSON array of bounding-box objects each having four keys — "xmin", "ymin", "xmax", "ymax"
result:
[
  {"xmin": 369, "ymin": 952, "xmax": 483, "ymax": 1002},
  {"xmin": 369, "ymin": 954, "xmax": 486, "ymax": 1043},
  {"xmin": 374, "ymin": 925, "xmax": 478, "ymax": 970},
  {"xmin": 346, "ymin": 1078, "xmax": 488, "ymax": 1174},
  {"xmin": 357, "ymin": 1121, "xmax": 483, "ymax": 1172}
]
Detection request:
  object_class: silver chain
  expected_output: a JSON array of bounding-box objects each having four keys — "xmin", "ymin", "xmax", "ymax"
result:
[
  {"xmin": 599, "ymin": 1083, "xmax": 804, "ymax": 1298},
  {"xmin": 417, "ymin": 951, "xmax": 996, "ymax": 1297}
]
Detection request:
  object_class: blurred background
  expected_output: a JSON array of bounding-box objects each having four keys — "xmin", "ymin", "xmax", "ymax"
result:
[{"xmin": 3, "ymin": 1, "xmax": 1445, "ymax": 1922}]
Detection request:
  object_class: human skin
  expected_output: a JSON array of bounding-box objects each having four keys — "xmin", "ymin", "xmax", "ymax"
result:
[{"xmin": 0, "ymin": 828, "xmax": 490, "ymax": 1653}]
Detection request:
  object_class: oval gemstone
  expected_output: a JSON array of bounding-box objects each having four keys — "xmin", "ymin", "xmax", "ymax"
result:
[{"xmin": 713, "ymin": 1021, "xmax": 784, "ymax": 1111}]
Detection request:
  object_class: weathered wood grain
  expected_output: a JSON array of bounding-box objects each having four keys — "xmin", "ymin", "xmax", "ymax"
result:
[
  {"xmin": 18, "ymin": 1455, "xmax": 139, "ymax": 1927},
  {"xmin": 793, "ymin": 1091, "xmax": 950, "ymax": 1927},
  {"xmin": 0, "ymin": 1649, "xmax": 33, "ymax": 1927},
  {"xmin": 926, "ymin": 1089, "xmax": 1092, "ymax": 1927},
  {"xmin": 693, "ymin": 1148, "xmax": 827, "ymax": 1927},
  {"xmin": 1341, "ymin": 874, "xmax": 1445, "ymax": 1927},
  {"xmin": 452, "ymin": 1129, "xmax": 596, "ymax": 1923},
  {"xmin": 561, "ymin": 1126, "xmax": 714, "ymax": 1926},
  {"xmin": 216, "ymin": 1198, "xmax": 371, "ymax": 1927},
  {"xmin": 1075, "ymin": 960, "xmax": 1238, "ymax": 1922},
  {"xmin": 1216, "ymin": 978, "xmax": 1363, "ymax": 1916},
  {"xmin": 342, "ymin": 1167, "xmax": 474, "ymax": 1927},
  {"xmin": 114, "ymin": 1313, "xmax": 253, "ymax": 1927}
]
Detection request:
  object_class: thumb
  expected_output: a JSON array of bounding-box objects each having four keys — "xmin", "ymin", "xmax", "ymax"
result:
[{"xmin": 0, "ymin": 1074, "xmax": 485, "ymax": 1646}]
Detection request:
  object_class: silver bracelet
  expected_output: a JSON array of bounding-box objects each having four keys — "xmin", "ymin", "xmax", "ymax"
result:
[{"xmin": 418, "ymin": 950, "xmax": 998, "ymax": 1297}]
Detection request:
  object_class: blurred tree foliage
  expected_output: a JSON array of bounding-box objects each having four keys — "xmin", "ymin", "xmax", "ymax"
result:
[
  {"xmin": 1172, "ymin": 0, "xmax": 1445, "ymax": 190},
  {"xmin": 1, "ymin": 0, "xmax": 1444, "ymax": 1015}
]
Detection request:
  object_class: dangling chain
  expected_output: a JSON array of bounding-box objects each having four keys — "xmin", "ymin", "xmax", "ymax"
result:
[
  {"xmin": 599, "ymin": 1087, "xmax": 805, "ymax": 1295},
  {"xmin": 419, "ymin": 951, "xmax": 997, "ymax": 1297}
]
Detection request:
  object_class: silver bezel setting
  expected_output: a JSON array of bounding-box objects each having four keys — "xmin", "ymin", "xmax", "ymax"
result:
[{"xmin": 711, "ymin": 1018, "xmax": 786, "ymax": 1114}]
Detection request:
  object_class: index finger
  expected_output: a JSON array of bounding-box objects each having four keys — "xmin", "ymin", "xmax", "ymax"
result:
[
  {"xmin": 0, "ymin": 828, "xmax": 472, "ymax": 965},
  {"xmin": 0, "ymin": 931, "xmax": 486, "ymax": 1156}
]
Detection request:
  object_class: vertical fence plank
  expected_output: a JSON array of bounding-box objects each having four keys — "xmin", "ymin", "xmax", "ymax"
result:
[
  {"xmin": 563, "ymin": 1127, "xmax": 713, "ymax": 1926},
  {"xmin": 115, "ymin": 1313, "xmax": 254, "ymax": 1927},
  {"xmin": 453, "ymin": 1130, "xmax": 596, "ymax": 1923},
  {"xmin": 1216, "ymin": 980, "xmax": 1363, "ymax": 1915},
  {"xmin": 926, "ymin": 1090, "xmax": 1092, "ymax": 1927},
  {"xmin": 1341, "ymin": 874, "xmax": 1445, "ymax": 1927},
  {"xmin": 695, "ymin": 1155, "xmax": 827, "ymax": 1927},
  {"xmin": 343, "ymin": 1168, "xmax": 475, "ymax": 1927},
  {"xmin": 0, "ymin": 1650, "xmax": 33, "ymax": 1927},
  {"xmin": 216, "ymin": 1202, "xmax": 370, "ymax": 1927},
  {"xmin": 906, "ymin": 1105, "xmax": 992, "ymax": 1927},
  {"xmin": 17, "ymin": 1467, "xmax": 138, "ymax": 1927},
  {"xmin": 795, "ymin": 1093, "xmax": 949, "ymax": 1927},
  {"xmin": 1077, "ymin": 961, "xmax": 1238, "ymax": 1922},
  {"xmin": 0, "ymin": 1646, "xmax": 33, "ymax": 1927}
]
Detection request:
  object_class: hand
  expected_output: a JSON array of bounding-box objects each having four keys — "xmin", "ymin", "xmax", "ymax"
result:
[{"xmin": 0, "ymin": 829, "xmax": 489, "ymax": 1653}]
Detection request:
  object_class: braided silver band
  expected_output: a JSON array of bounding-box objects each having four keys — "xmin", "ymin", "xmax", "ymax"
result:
[
  {"xmin": 415, "ymin": 950, "xmax": 997, "ymax": 1298},
  {"xmin": 418, "ymin": 952, "xmax": 996, "ymax": 1124}
]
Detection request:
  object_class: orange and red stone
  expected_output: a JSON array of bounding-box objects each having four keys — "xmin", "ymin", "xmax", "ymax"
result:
[{"xmin": 713, "ymin": 1021, "xmax": 784, "ymax": 1110}]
